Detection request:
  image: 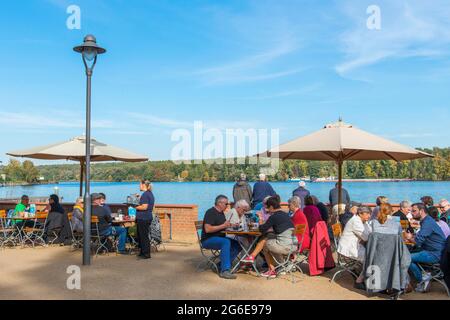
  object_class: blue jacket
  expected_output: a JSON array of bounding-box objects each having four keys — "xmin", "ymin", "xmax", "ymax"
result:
[
  {"xmin": 292, "ymin": 187, "xmax": 310, "ymax": 209},
  {"xmin": 252, "ymin": 181, "xmax": 276, "ymax": 205},
  {"xmin": 416, "ymin": 215, "xmax": 447, "ymax": 260}
]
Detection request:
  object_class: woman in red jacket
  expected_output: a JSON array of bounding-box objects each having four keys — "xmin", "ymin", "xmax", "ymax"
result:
[{"xmin": 288, "ymin": 196, "xmax": 310, "ymax": 252}]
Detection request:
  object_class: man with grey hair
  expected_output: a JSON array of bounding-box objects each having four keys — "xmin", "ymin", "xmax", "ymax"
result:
[
  {"xmin": 439, "ymin": 199, "xmax": 450, "ymax": 224},
  {"xmin": 201, "ymin": 195, "xmax": 241, "ymax": 279},
  {"xmin": 232, "ymin": 173, "xmax": 252, "ymax": 206},
  {"xmin": 225, "ymin": 199, "xmax": 251, "ymax": 245},
  {"xmin": 252, "ymin": 173, "xmax": 276, "ymax": 209},
  {"xmin": 393, "ymin": 200, "xmax": 412, "ymax": 222},
  {"xmin": 292, "ymin": 181, "xmax": 310, "ymax": 210}
]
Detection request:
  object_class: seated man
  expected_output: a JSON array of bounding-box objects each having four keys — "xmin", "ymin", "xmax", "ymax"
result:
[
  {"xmin": 201, "ymin": 195, "xmax": 241, "ymax": 280},
  {"xmin": 438, "ymin": 199, "xmax": 450, "ymax": 224},
  {"xmin": 225, "ymin": 199, "xmax": 250, "ymax": 246},
  {"xmin": 405, "ymin": 203, "xmax": 447, "ymax": 293},
  {"xmin": 242, "ymin": 195, "xmax": 297, "ymax": 279},
  {"xmin": 12, "ymin": 195, "xmax": 39, "ymax": 234},
  {"xmin": 393, "ymin": 200, "xmax": 412, "ymax": 222},
  {"xmin": 99, "ymin": 193, "xmax": 113, "ymax": 216},
  {"xmin": 91, "ymin": 193, "xmax": 128, "ymax": 254}
]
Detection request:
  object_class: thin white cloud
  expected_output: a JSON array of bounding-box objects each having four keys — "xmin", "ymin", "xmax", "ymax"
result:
[
  {"xmin": 0, "ymin": 111, "xmax": 114, "ymax": 129},
  {"xmin": 239, "ymin": 83, "xmax": 321, "ymax": 100},
  {"xmin": 336, "ymin": 0, "xmax": 450, "ymax": 76}
]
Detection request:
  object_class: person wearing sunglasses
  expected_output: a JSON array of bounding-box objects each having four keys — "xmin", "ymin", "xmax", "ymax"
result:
[
  {"xmin": 438, "ymin": 199, "xmax": 450, "ymax": 224},
  {"xmin": 201, "ymin": 195, "xmax": 241, "ymax": 280}
]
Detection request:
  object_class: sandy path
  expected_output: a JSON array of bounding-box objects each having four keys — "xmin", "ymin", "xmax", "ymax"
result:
[{"xmin": 0, "ymin": 243, "xmax": 448, "ymax": 300}]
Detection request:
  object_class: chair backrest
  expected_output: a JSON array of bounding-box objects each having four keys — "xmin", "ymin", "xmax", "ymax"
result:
[
  {"xmin": 0, "ymin": 210, "xmax": 6, "ymax": 218},
  {"xmin": 331, "ymin": 222, "xmax": 342, "ymax": 247},
  {"xmin": 194, "ymin": 220, "xmax": 204, "ymax": 244},
  {"xmin": 293, "ymin": 224, "xmax": 307, "ymax": 252},
  {"xmin": 91, "ymin": 216, "xmax": 99, "ymax": 223},
  {"xmin": 400, "ymin": 220, "xmax": 409, "ymax": 230},
  {"xmin": 158, "ymin": 212, "xmax": 166, "ymax": 220}
]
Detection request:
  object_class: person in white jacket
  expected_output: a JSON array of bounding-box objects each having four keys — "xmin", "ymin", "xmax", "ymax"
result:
[{"xmin": 337, "ymin": 207, "xmax": 372, "ymax": 262}]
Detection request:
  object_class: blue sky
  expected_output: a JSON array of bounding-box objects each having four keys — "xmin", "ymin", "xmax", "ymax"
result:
[{"xmin": 1, "ymin": 0, "xmax": 450, "ymax": 164}]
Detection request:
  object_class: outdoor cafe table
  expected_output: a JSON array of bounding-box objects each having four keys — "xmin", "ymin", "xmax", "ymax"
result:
[
  {"xmin": 3, "ymin": 216, "xmax": 41, "ymax": 246},
  {"xmin": 222, "ymin": 230, "xmax": 262, "ymax": 276}
]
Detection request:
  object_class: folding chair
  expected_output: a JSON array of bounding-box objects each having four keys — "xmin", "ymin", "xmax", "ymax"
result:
[
  {"xmin": 23, "ymin": 213, "xmax": 48, "ymax": 247},
  {"xmin": 272, "ymin": 224, "xmax": 307, "ymax": 283},
  {"xmin": 417, "ymin": 263, "xmax": 450, "ymax": 297},
  {"xmin": 0, "ymin": 210, "xmax": 19, "ymax": 248},
  {"xmin": 90, "ymin": 216, "xmax": 113, "ymax": 256},
  {"xmin": 194, "ymin": 220, "xmax": 220, "ymax": 274},
  {"xmin": 68, "ymin": 213, "xmax": 83, "ymax": 250},
  {"xmin": 330, "ymin": 222, "xmax": 361, "ymax": 283}
]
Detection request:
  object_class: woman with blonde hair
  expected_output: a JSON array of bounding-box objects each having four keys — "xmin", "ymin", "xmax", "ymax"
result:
[
  {"xmin": 71, "ymin": 197, "xmax": 84, "ymax": 232},
  {"xmin": 370, "ymin": 203, "xmax": 402, "ymax": 235}
]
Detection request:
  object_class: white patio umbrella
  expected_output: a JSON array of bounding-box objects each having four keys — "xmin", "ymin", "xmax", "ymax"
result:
[
  {"xmin": 260, "ymin": 119, "xmax": 434, "ymax": 210},
  {"xmin": 7, "ymin": 136, "xmax": 149, "ymax": 196}
]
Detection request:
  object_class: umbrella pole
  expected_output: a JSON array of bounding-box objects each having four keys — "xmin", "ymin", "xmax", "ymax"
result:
[
  {"xmin": 338, "ymin": 159, "xmax": 343, "ymax": 214},
  {"xmin": 79, "ymin": 161, "xmax": 84, "ymax": 197}
]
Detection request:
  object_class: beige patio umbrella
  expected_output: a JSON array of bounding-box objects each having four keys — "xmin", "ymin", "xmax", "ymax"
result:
[
  {"xmin": 7, "ymin": 135, "xmax": 149, "ymax": 196},
  {"xmin": 260, "ymin": 119, "xmax": 433, "ymax": 210}
]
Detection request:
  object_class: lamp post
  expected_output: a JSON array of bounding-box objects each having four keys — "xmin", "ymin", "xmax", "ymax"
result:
[{"xmin": 73, "ymin": 35, "xmax": 106, "ymax": 266}]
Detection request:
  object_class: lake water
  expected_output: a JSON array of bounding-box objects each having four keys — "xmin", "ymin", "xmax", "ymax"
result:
[{"xmin": 1, "ymin": 181, "xmax": 449, "ymax": 219}]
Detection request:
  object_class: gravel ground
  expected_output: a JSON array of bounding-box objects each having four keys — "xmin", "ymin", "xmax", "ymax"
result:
[{"xmin": 0, "ymin": 243, "xmax": 448, "ymax": 300}]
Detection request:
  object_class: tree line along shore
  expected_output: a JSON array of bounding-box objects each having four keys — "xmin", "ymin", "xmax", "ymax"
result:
[{"xmin": 1, "ymin": 147, "xmax": 449, "ymax": 184}]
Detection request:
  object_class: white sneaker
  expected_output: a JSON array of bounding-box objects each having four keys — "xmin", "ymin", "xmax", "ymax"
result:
[{"xmin": 422, "ymin": 273, "xmax": 432, "ymax": 292}]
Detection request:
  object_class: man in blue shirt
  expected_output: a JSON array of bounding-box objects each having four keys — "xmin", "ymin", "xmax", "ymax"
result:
[
  {"xmin": 292, "ymin": 181, "xmax": 310, "ymax": 210},
  {"xmin": 405, "ymin": 203, "xmax": 446, "ymax": 292},
  {"xmin": 252, "ymin": 173, "xmax": 276, "ymax": 208}
]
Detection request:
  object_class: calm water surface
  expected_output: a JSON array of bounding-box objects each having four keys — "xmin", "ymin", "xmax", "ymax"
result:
[{"xmin": 1, "ymin": 181, "xmax": 449, "ymax": 219}]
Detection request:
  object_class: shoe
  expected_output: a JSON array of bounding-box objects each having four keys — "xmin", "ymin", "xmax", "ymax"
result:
[
  {"xmin": 137, "ymin": 254, "xmax": 151, "ymax": 260},
  {"xmin": 118, "ymin": 251, "xmax": 130, "ymax": 255},
  {"xmin": 354, "ymin": 282, "xmax": 366, "ymax": 291},
  {"xmin": 422, "ymin": 273, "xmax": 433, "ymax": 292},
  {"xmin": 404, "ymin": 283, "xmax": 414, "ymax": 294},
  {"xmin": 219, "ymin": 271, "xmax": 237, "ymax": 280},
  {"xmin": 241, "ymin": 255, "xmax": 255, "ymax": 264},
  {"xmin": 261, "ymin": 270, "xmax": 277, "ymax": 279}
]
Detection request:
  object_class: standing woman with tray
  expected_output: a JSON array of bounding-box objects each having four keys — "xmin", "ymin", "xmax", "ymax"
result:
[{"xmin": 135, "ymin": 180, "xmax": 155, "ymax": 259}]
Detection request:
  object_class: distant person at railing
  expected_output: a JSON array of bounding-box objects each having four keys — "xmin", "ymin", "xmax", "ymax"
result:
[
  {"xmin": 71, "ymin": 197, "xmax": 84, "ymax": 233},
  {"xmin": 43, "ymin": 194, "xmax": 71, "ymax": 245},
  {"xmin": 329, "ymin": 183, "xmax": 350, "ymax": 208},
  {"xmin": 428, "ymin": 206, "xmax": 450, "ymax": 239},
  {"xmin": 371, "ymin": 196, "xmax": 389, "ymax": 221},
  {"xmin": 369, "ymin": 203, "xmax": 402, "ymax": 235},
  {"xmin": 99, "ymin": 193, "xmax": 112, "ymax": 216},
  {"xmin": 438, "ymin": 199, "xmax": 450, "ymax": 224},
  {"xmin": 91, "ymin": 193, "xmax": 128, "ymax": 255},
  {"xmin": 201, "ymin": 195, "xmax": 241, "ymax": 280},
  {"xmin": 404, "ymin": 203, "xmax": 446, "ymax": 293},
  {"xmin": 135, "ymin": 180, "xmax": 155, "ymax": 259},
  {"xmin": 292, "ymin": 181, "xmax": 310, "ymax": 210},
  {"xmin": 303, "ymin": 195, "xmax": 323, "ymax": 237},
  {"xmin": 232, "ymin": 173, "xmax": 252, "ymax": 207},
  {"xmin": 252, "ymin": 174, "xmax": 276, "ymax": 209}
]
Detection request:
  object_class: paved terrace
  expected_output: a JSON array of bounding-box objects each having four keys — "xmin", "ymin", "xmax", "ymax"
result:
[{"xmin": 0, "ymin": 243, "xmax": 448, "ymax": 300}]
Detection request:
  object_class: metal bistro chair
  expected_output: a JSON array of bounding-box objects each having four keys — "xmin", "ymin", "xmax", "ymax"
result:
[
  {"xmin": 272, "ymin": 224, "xmax": 307, "ymax": 283},
  {"xmin": 194, "ymin": 220, "xmax": 220, "ymax": 274},
  {"xmin": 0, "ymin": 210, "xmax": 19, "ymax": 248},
  {"xmin": 24, "ymin": 213, "xmax": 49, "ymax": 247},
  {"xmin": 330, "ymin": 222, "xmax": 361, "ymax": 283},
  {"xmin": 67, "ymin": 213, "xmax": 83, "ymax": 250},
  {"xmin": 90, "ymin": 216, "xmax": 114, "ymax": 256},
  {"xmin": 417, "ymin": 262, "xmax": 450, "ymax": 297}
]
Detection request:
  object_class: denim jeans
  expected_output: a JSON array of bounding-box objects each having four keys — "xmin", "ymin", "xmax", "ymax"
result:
[
  {"xmin": 202, "ymin": 237, "xmax": 241, "ymax": 273},
  {"xmin": 409, "ymin": 250, "xmax": 439, "ymax": 282},
  {"xmin": 104, "ymin": 226, "xmax": 128, "ymax": 252}
]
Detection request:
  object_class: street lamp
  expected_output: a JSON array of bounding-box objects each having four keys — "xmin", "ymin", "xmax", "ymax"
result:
[{"xmin": 73, "ymin": 35, "xmax": 106, "ymax": 266}]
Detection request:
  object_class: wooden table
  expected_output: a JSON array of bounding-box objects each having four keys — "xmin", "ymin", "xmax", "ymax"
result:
[
  {"xmin": 111, "ymin": 219, "xmax": 136, "ymax": 228},
  {"xmin": 223, "ymin": 230, "xmax": 262, "ymax": 275}
]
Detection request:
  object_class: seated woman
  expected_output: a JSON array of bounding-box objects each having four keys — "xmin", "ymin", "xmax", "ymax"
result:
[
  {"xmin": 337, "ymin": 206, "xmax": 372, "ymax": 289},
  {"xmin": 71, "ymin": 197, "xmax": 84, "ymax": 233},
  {"xmin": 256, "ymin": 196, "xmax": 272, "ymax": 224},
  {"xmin": 428, "ymin": 206, "xmax": 450, "ymax": 239},
  {"xmin": 242, "ymin": 196, "xmax": 297, "ymax": 278},
  {"xmin": 303, "ymin": 195, "xmax": 323, "ymax": 237},
  {"xmin": 44, "ymin": 194, "xmax": 71, "ymax": 244},
  {"xmin": 370, "ymin": 203, "xmax": 402, "ymax": 235},
  {"xmin": 288, "ymin": 196, "xmax": 310, "ymax": 253}
]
